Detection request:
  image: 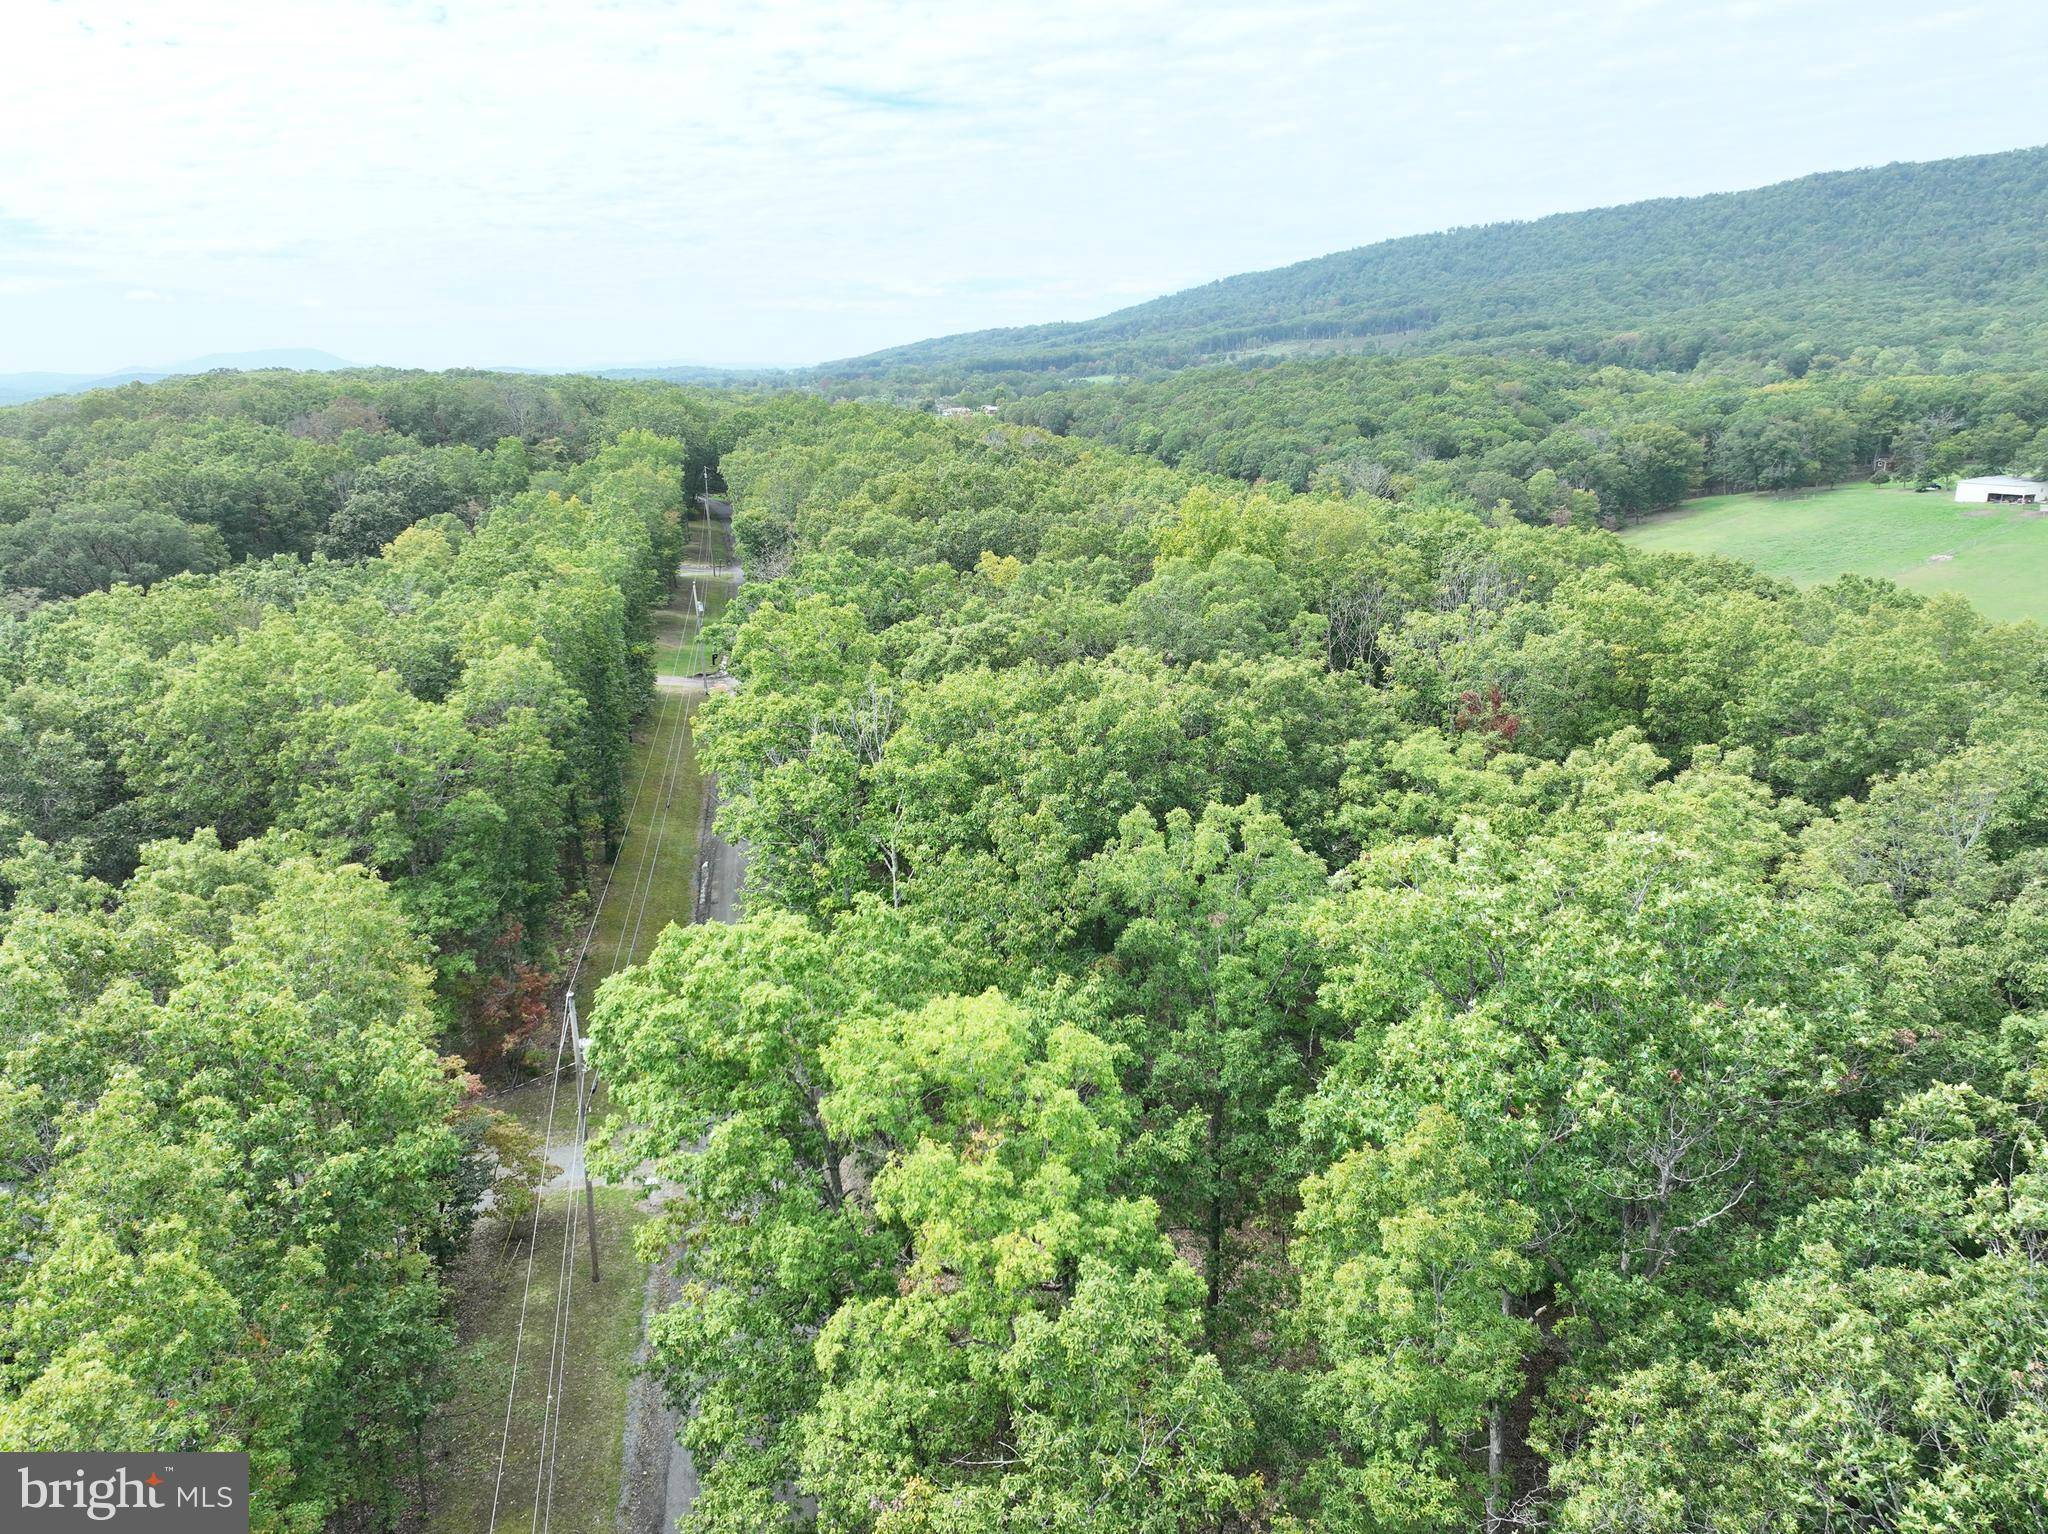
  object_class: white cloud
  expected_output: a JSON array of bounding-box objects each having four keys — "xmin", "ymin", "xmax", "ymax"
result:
[{"xmin": 0, "ymin": 0, "xmax": 2044, "ymax": 371}]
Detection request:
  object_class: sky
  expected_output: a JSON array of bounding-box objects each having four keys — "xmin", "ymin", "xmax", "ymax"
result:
[{"xmin": 3, "ymin": 0, "xmax": 2046, "ymax": 374}]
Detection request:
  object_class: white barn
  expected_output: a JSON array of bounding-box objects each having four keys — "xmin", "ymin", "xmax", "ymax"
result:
[{"xmin": 1955, "ymin": 474, "xmax": 2048, "ymax": 505}]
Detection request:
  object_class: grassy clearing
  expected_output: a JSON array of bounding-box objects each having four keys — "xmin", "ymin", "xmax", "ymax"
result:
[
  {"xmin": 679, "ymin": 510, "xmax": 725, "ymax": 568},
  {"xmin": 1622, "ymin": 482, "xmax": 2048, "ymax": 623},
  {"xmin": 651, "ymin": 602, "xmax": 720, "ymax": 677},
  {"xmin": 573, "ymin": 684, "xmax": 703, "ymax": 1018},
  {"xmin": 652, "ymin": 517, "xmax": 735, "ymax": 676},
  {"xmin": 419, "ymin": 1177, "xmax": 647, "ymax": 1534},
  {"xmin": 652, "ymin": 586, "xmax": 732, "ymax": 678}
]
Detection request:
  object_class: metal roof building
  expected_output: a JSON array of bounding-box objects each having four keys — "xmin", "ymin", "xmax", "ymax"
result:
[{"xmin": 1955, "ymin": 474, "xmax": 2048, "ymax": 504}]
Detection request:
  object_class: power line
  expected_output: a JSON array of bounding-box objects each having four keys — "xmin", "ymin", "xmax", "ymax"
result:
[
  {"xmin": 520, "ymin": 700, "xmax": 690, "ymax": 1534},
  {"xmin": 485, "ymin": 1017, "xmax": 573, "ymax": 1534},
  {"xmin": 530, "ymin": 1091, "xmax": 583, "ymax": 1534},
  {"xmin": 622, "ymin": 688, "xmax": 697, "ymax": 968},
  {"xmin": 562, "ymin": 586, "xmax": 701, "ymax": 1005},
  {"xmin": 537, "ymin": 1000, "xmax": 599, "ymax": 1534},
  {"xmin": 520, "ymin": 529, "xmax": 716, "ymax": 1531},
  {"xmin": 491, "ymin": 549, "xmax": 696, "ymax": 1531}
]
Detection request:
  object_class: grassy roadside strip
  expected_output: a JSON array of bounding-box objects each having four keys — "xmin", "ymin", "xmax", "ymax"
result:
[
  {"xmin": 573, "ymin": 683, "xmax": 705, "ymax": 1020},
  {"xmin": 417, "ymin": 1170, "xmax": 647, "ymax": 1534},
  {"xmin": 652, "ymin": 580, "xmax": 732, "ymax": 677}
]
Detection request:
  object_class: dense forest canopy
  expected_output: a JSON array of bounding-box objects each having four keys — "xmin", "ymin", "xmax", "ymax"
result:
[
  {"xmin": 0, "ymin": 367, "xmax": 719, "ymax": 608},
  {"xmin": 792, "ymin": 146, "xmax": 2048, "ymax": 394},
  {"xmin": 4, "ymin": 205, "xmax": 2047, "ymax": 1530},
  {"xmin": 591, "ymin": 403, "xmax": 2048, "ymax": 1531},
  {"xmin": 0, "ymin": 371, "xmax": 753, "ymax": 1514}
]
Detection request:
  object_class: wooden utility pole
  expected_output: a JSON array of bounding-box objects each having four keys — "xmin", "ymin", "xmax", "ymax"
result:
[
  {"xmin": 565, "ymin": 995, "xmax": 601, "ymax": 1283},
  {"xmin": 702, "ymin": 466, "xmax": 716, "ymax": 575}
]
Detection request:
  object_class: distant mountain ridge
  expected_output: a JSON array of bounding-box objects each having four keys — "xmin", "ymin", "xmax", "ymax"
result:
[
  {"xmin": 0, "ymin": 349, "xmax": 354, "ymax": 407},
  {"xmin": 804, "ymin": 145, "xmax": 2048, "ymax": 390},
  {"xmin": 16, "ymin": 145, "xmax": 2046, "ymax": 406}
]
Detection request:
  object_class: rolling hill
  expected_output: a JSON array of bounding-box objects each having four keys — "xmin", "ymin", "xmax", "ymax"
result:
[
  {"xmin": 808, "ymin": 145, "xmax": 2048, "ymax": 391},
  {"xmin": 0, "ymin": 348, "xmax": 354, "ymax": 407}
]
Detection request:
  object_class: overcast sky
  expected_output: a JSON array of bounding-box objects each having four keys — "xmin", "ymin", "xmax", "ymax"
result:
[{"xmin": 3, "ymin": 0, "xmax": 2044, "ymax": 373}]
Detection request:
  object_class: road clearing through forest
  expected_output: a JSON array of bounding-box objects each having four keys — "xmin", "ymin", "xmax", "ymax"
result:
[
  {"xmin": 618, "ymin": 502, "xmax": 745, "ymax": 1534},
  {"xmin": 412, "ymin": 516, "xmax": 733, "ymax": 1534}
]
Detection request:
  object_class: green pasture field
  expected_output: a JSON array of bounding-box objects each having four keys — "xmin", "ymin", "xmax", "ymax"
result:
[{"xmin": 1622, "ymin": 482, "xmax": 2048, "ymax": 623}]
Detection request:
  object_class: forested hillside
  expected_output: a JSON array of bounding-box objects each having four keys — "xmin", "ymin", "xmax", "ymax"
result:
[
  {"xmin": 592, "ymin": 405, "xmax": 2048, "ymax": 1531},
  {"xmin": 810, "ymin": 146, "xmax": 2048, "ymax": 391}
]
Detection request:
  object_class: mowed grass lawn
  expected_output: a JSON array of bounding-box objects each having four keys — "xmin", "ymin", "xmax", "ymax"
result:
[
  {"xmin": 651, "ymin": 587, "xmax": 726, "ymax": 677},
  {"xmin": 573, "ymin": 684, "xmax": 704, "ymax": 1019},
  {"xmin": 419, "ymin": 1171, "xmax": 647, "ymax": 1534},
  {"xmin": 1622, "ymin": 482, "xmax": 2048, "ymax": 624}
]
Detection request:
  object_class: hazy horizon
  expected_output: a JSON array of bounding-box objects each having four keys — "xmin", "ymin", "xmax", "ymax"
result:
[{"xmin": 5, "ymin": 0, "xmax": 2046, "ymax": 375}]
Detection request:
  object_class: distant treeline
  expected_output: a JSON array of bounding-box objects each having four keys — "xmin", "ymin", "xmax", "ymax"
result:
[
  {"xmin": 0, "ymin": 368, "xmax": 730, "ymax": 606},
  {"xmin": 997, "ymin": 354, "xmax": 2048, "ymax": 518}
]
